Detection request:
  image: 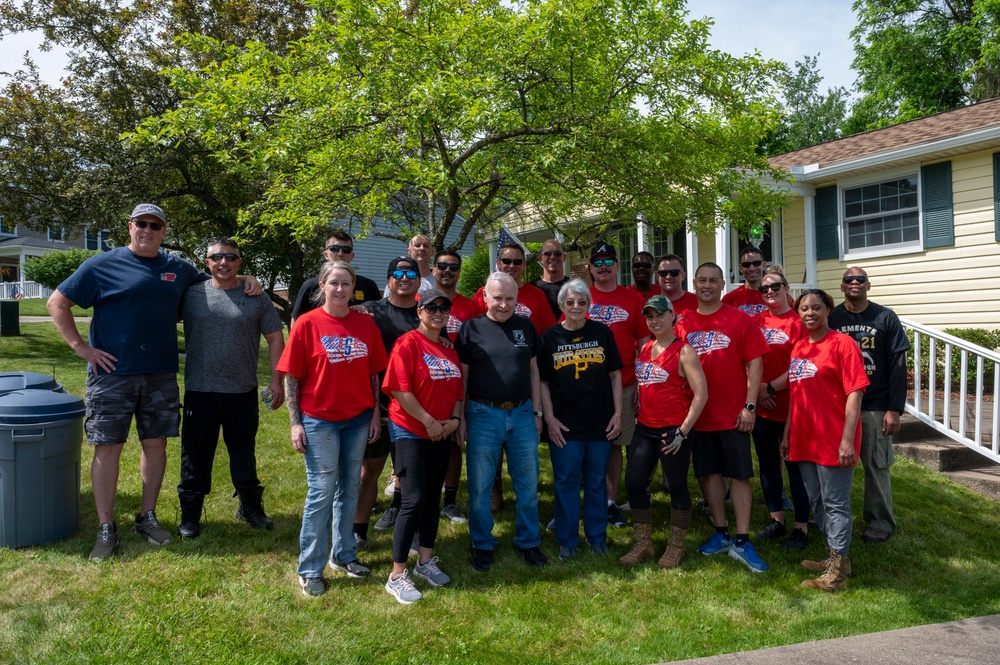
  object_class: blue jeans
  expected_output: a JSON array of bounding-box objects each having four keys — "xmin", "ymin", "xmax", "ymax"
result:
[
  {"xmin": 297, "ymin": 410, "xmax": 371, "ymax": 578},
  {"xmin": 549, "ymin": 439, "xmax": 612, "ymax": 547},
  {"xmin": 465, "ymin": 399, "xmax": 540, "ymax": 550}
]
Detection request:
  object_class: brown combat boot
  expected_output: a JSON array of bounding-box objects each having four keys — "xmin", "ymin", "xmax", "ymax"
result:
[
  {"xmin": 801, "ymin": 552, "xmax": 849, "ymax": 591},
  {"xmin": 802, "ymin": 550, "xmax": 853, "ymax": 578},
  {"xmin": 618, "ymin": 508, "xmax": 654, "ymax": 566},
  {"xmin": 658, "ymin": 508, "xmax": 690, "ymax": 569}
]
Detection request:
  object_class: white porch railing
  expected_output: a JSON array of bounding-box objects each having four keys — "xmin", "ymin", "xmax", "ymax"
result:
[
  {"xmin": 0, "ymin": 281, "xmax": 52, "ymax": 300},
  {"xmin": 901, "ymin": 317, "xmax": 1000, "ymax": 465}
]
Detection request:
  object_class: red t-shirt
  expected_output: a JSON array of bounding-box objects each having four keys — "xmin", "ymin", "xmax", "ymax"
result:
[
  {"xmin": 667, "ymin": 291, "xmax": 699, "ymax": 326},
  {"xmin": 675, "ymin": 304, "xmax": 769, "ymax": 432},
  {"xmin": 589, "ymin": 285, "xmax": 649, "ymax": 386},
  {"xmin": 382, "ymin": 330, "xmax": 464, "ymax": 439},
  {"xmin": 277, "ymin": 308, "xmax": 388, "ymax": 422},
  {"xmin": 635, "ymin": 338, "xmax": 693, "ymax": 428},
  {"xmin": 787, "ymin": 330, "xmax": 869, "ymax": 466},
  {"xmin": 416, "ymin": 291, "xmax": 477, "ymax": 342},
  {"xmin": 723, "ymin": 284, "xmax": 795, "ymax": 319},
  {"xmin": 629, "ymin": 283, "xmax": 657, "ymax": 301},
  {"xmin": 757, "ymin": 308, "xmax": 806, "ymax": 422},
  {"xmin": 472, "ymin": 282, "xmax": 556, "ymax": 335}
]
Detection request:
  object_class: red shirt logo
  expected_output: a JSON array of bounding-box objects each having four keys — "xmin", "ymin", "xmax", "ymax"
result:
[{"xmin": 161, "ymin": 273, "xmax": 177, "ymax": 282}]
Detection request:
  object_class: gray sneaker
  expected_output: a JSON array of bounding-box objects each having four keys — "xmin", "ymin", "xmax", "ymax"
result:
[
  {"xmin": 354, "ymin": 532, "xmax": 369, "ymax": 552},
  {"xmin": 298, "ymin": 576, "xmax": 326, "ymax": 597},
  {"xmin": 135, "ymin": 510, "xmax": 172, "ymax": 546},
  {"xmin": 88, "ymin": 522, "xmax": 119, "ymax": 561},
  {"xmin": 331, "ymin": 559, "xmax": 370, "ymax": 578},
  {"xmin": 385, "ymin": 569, "xmax": 423, "ymax": 604},
  {"xmin": 440, "ymin": 503, "xmax": 468, "ymax": 524},
  {"xmin": 374, "ymin": 506, "xmax": 398, "ymax": 531},
  {"xmin": 413, "ymin": 556, "xmax": 451, "ymax": 587}
]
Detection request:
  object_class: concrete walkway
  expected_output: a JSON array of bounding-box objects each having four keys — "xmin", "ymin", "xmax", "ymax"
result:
[{"xmin": 666, "ymin": 614, "xmax": 1000, "ymax": 664}]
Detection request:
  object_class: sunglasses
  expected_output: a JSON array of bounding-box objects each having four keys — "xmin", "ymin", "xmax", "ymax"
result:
[
  {"xmin": 632, "ymin": 262, "xmax": 653, "ymax": 270},
  {"xmin": 843, "ymin": 275, "xmax": 868, "ymax": 284},
  {"xmin": 542, "ymin": 250, "xmax": 564, "ymax": 257},
  {"xmin": 132, "ymin": 220, "xmax": 164, "ymax": 231},
  {"xmin": 391, "ymin": 269, "xmax": 418, "ymax": 280},
  {"xmin": 740, "ymin": 260, "xmax": 764, "ymax": 269},
  {"xmin": 657, "ymin": 269, "xmax": 682, "ymax": 278},
  {"xmin": 591, "ymin": 259, "xmax": 616, "ymax": 267},
  {"xmin": 500, "ymin": 258, "xmax": 524, "ymax": 266},
  {"xmin": 420, "ymin": 303, "xmax": 452, "ymax": 314},
  {"xmin": 207, "ymin": 253, "xmax": 240, "ymax": 262},
  {"xmin": 435, "ymin": 262, "xmax": 460, "ymax": 272},
  {"xmin": 326, "ymin": 244, "xmax": 354, "ymax": 254},
  {"xmin": 759, "ymin": 282, "xmax": 786, "ymax": 294}
]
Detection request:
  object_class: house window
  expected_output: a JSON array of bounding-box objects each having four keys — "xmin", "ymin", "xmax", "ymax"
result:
[
  {"xmin": 48, "ymin": 226, "xmax": 65, "ymax": 242},
  {"xmin": 86, "ymin": 228, "xmax": 112, "ymax": 251},
  {"xmin": 843, "ymin": 176, "xmax": 920, "ymax": 252},
  {"xmin": 0, "ymin": 216, "xmax": 13, "ymax": 236}
]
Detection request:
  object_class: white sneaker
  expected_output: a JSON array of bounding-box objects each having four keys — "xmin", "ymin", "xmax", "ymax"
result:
[
  {"xmin": 385, "ymin": 569, "xmax": 422, "ymax": 604},
  {"xmin": 384, "ymin": 475, "xmax": 397, "ymax": 497}
]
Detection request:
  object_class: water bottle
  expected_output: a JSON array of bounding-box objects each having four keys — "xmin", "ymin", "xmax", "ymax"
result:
[{"xmin": 261, "ymin": 387, "xmax": 275, "ymax": 410}]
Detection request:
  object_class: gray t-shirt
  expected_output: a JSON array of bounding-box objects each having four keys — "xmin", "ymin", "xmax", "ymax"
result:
[{"xmin": 182, "ymin": 281, "xmax": 284, "ymax": 393}]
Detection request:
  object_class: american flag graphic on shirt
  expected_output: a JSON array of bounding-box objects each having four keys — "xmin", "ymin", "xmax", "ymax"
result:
[
  {"xmin": 423, "ymin": 353, "xmax": 461, "ymax": 380},
  {"xmin": 635, "ymin": 361, "xmax": 670, "ymax": 386},
  {"xmin": 788, "ymin": 358, "xmax": 819, "ymax": 382},
  {"xmin": 589, "ymin": 303, "xmax": 629, "ymax": 325},
  {"xmin": 761, "ymin": 328, "xmax": 790, "ymax": 345},
  {"xmin": 321, "ymin": 336, "xmax": 369, "ymax": 363},
  {"xmin": 446, "ymin": 315, "xmax": 463, "ymax": 335},
  {"xmin": 738, "ymin": 303, "xmax": 767, "ymax": 317},
  {"xmin": 514, "ymin": 302, "xmax": 532, "ymax": 318},
  {"xmin": 686, "ymin": 330, "xmax": 731, "ymax": 355}
]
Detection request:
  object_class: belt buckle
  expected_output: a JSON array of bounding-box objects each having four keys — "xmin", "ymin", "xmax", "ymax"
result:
[{"xmin": 497, "ymin": 401, "xmax": 516, "ymax": 410}]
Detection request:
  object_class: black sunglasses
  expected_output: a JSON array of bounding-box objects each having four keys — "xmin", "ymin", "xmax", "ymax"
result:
[
  {"xmin": 632, "ymin": 262, "xmax": 653, "ymax": 270},
  {"xmin": 435, "ymin": 262, "xmax": 460, "ymax": 272},
  {"xmin": 740, "ymin": 260, "xmax": 764, "ymax": 269},
  {"xmin": 500, "ymin": 257, "xmax": 524, "ymax": 266},
  {"xmin": 207, "ymin": 253, "xmax": 240, "ymax": 262},
  {"xmin": 843, "ymin": 275, "xmax": 868, "ymax": 284},
  {"xmin": 391, "ymin": 269, "xmax": 418, "ymax": 280},
  {"xmin": 132, "ymin": 220, "xmax": 164, "ymax": 231},
  {"xmin": 326, "ymin": 244, "xmax": 354, "ymax": 254},
  {"xmin": 420, "ymin": 303, "xmax": 452, "ymax": 314},
  {"xmin": 542, "ymin": 250, "xmax": 564, "ymax": 257},
  {"xmin": 759, "ymin": 282, "xmax": 786, "ymax": 294},
  {"xmin": 657, "ymin": 269, "xmax": 682, "ymax": 278}
]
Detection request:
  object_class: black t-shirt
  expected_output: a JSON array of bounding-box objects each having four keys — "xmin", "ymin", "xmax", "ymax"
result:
[
  {"xmin": 456, "ymin": 314, "xmax": 542, "ymax": 403},
  {"xmin": 290, "ymin": 273, "xmax": 381, "ymax": 320},
  {"xmin": 362, "ymin": 298, "xmax": 420, "ymax": 412},
  {"xmin": 829, "ymin": 301, "xmax": 910, "ymax": 412},
  {"xmin": 539, "ymin": 319, "xmax": 623, "ymax": 441},
  {"xmin": 531, "ymin": 277, "xmax": 570, "ymax": 319}
]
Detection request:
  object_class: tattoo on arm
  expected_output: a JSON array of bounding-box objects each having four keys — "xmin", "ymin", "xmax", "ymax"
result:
[
  {"xmin": 371, "ymin": 374, "xmax": 380, "ymax": 404},
  {"xmin": 285, "ymin": 375, "xmax": 301, "ymax": 427}
]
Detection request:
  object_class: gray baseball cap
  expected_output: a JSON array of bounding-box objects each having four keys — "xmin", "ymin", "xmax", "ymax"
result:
[{"xmin": 130, "ymin": 203, "xmax": 166, "ymax": 224}]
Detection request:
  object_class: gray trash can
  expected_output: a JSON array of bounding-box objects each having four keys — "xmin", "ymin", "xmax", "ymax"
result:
[
  {"xmin": 0, "ymin": 387, "xmax": 85, "ymax": 548},
  {"xmin": 0, "ymin": 371, "xmax": 64, "ymax": 395}
]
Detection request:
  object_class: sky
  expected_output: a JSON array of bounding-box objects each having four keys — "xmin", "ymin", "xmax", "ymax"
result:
[{"xmin": 1, "ymin": 1, "xmax": 859, "ymax": 92}]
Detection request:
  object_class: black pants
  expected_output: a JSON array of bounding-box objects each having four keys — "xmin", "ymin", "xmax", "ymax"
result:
[
  {"xmin": 178, "ymin": 389, "xmax": 261, "ymax": 495},
  {"xmin": 625, "ymin": 423, "xmax": 693, "ymax": 511},
  {"xmin": 752, "ymin": 416, "xmax": 810, "ymax": 523},
  {"xmin": 391, "ymin": 436, "xmax": 450, "ymax": 564}
]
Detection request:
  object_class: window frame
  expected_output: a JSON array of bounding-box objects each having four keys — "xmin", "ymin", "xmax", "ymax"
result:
[
  {"xmin": 48, "ymin": 226, "xmax": 66, "ymax": 243},
  {"xmin": 0, "ymin": 216, "xmax": 14, "ymax": 237},
  {"xmin": 838, "ymin": 166, "xmax": 924, "ymax": 261}
]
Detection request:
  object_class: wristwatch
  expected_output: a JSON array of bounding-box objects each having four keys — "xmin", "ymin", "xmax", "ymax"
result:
[
  {"xmin": 766, "ymin": 382, "xmax": 776, "ymax": 396},
  {"xmin": 744, "ymin": 403, "xmax": 757, "ymax": 413},
  {"xmin": 534, "ymin": 410, "xmax": 544, "ymax": 418}
]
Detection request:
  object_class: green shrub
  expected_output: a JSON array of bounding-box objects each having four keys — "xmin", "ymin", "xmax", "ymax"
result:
[
  {"xmin": 907, "ymin": 327, "xmax": 1000, "ymax": 395},
  {"xmin": 23, "ymin": 249, "xmax": 99, "ymax": 290},
  {"xmin": 457, "ymin": 242, "xmax": 544, "ymax": 297}
]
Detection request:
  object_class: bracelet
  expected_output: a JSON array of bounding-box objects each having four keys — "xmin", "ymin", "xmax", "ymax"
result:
[{"xmin": 450, "ymin": 416, "xmax": 462, "ymax": 423}]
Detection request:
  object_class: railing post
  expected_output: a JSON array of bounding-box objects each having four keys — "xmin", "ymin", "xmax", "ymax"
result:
[
  {"xmin": 913, "ymin": 332, "xmax": 922, "ymax": 413},
  {"xmin": 928, "ymin": 337, "xmax": 937, "ymax": 421}
]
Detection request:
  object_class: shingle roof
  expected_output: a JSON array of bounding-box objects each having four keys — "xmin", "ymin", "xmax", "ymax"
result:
[
  {"xmin": 0, "ymin": 236, "xmax": 69, "ymax": 251},
  {"xmin": 768, "ymin": 97, "xmax": 1000, "ymax": 170}
]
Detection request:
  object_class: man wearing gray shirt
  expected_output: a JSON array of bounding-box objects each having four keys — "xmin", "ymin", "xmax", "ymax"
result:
[{"xmin": 177, "ymin": 237, "xmax": 286, "ymax": 538}]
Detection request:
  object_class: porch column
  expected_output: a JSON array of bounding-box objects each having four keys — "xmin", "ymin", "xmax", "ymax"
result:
[
  {"xmin": 685, "ymin": 227, "xmax": 698, "ymax": 292},
  {"xmin": 803, "ymin": 193, "xmax": 817, "ymax": 288}
]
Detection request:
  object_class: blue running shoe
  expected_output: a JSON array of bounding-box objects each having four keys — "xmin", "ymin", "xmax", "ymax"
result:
[
  {"xmin": 698, "ymin": 531, "xmax": 732, "ymax": 555},
  {"xmin": 729, "ymin": 541, "xmax": 768, "ymax": 573}
]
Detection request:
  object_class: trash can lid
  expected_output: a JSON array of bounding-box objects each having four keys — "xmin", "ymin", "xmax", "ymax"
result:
[
  {"xmin": 0, "ymin": 389, "xmax": 86, "ymax": 425},
  {"xmin": 0, "ymin": 372, "xmax": 61, "ymax": 396}
]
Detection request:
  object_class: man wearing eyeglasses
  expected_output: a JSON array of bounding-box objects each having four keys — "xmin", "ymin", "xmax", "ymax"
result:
[
  {"xmin": 629, "ymin": 251, "xmax": 657, "ymax": 299},
  {"xmin": 290, "ymin": 230, "xmax": 381, "ymax": 325},
  {"xmin": 829, "ymin": 267, "xmax": 909, "ymax": 544},
  {"xmin": 531, "ymin": 239, "xmax": 570, "ymax": 318},
  {"xmin": 176, "ymin": 237, "xmax": 286, "ymax": 539},
  {"xmin": 588, "ymin": 242, "xmax": 650, "ymax": 529},
  {"xmin": 473, "ymin": 243, "xmax": 555, "ymax": 335},
  {"xmin": 656, "ymin": 254, "xmax": 698, "ymax": 319},
  {"xmin": 382, "ymin": 234, "xmax": 437, "ymax": 298},
  {"xmin": 47, "ymin": 203, "xmax": 262, "ymax": 560}
]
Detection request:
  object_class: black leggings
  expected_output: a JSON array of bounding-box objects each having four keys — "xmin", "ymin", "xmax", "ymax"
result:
[
  {"xmin": 625, "ymin": 423, "xmax": 693, "ymax": 512},
  {"xmin": 391, "ymin": 436, "xmax": 450, "ymax": 564}
]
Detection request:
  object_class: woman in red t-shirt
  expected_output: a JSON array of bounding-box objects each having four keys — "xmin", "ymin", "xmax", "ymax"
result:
[
  {"xmin": 381, "ymin": 289, "xmax": 464, "ymax": 604},
  {"xmin": 620, "ymin": 295, "xmax": 707, "ymax": 570},
  {"xmin": 753, "ymin": 266, "xmax": 811, "ymax": 550},
  {"xmin": 278, "ymin": 260, "xmax": 388, "ymax": 597},
  {"xmin": 781, "ymin": 289, "xmax": 868, "ymax": 592}
]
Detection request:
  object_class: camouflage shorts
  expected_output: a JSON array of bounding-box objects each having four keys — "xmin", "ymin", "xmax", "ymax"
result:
[{"xmin": 84, "ymin": 372, "xmax": 180, "ymax": 445}]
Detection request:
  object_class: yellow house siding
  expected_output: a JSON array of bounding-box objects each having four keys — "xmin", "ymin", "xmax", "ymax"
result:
[{"xmin": 780, "ymin": 200, "xmax": 807, "ymax": 284}]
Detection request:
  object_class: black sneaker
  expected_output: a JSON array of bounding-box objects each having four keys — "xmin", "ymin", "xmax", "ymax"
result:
[
  {"xmin": 757, "ymin": 519, "xmax": 787, "ymax": 541},
  {"xmin": 607, "ymin": 504, "xmax": 627, "ymax": 528},
  {"xmin": 783, "ymin": 528, "xmax": 809, "ymax": 550},
  {"xmin": 88, "ymin": 522, "xmax": 119, "ymax": 561},
  {"xmin": 135, "ymin": 510, "xmax": 173, "ymax": 546},
  {"xmin": 519, "ymin": 546, "xmax": 549, "ymax": 567},
  {"xmin": 471, "ymin": 547, "xmax": 494, "ymax": 572}
]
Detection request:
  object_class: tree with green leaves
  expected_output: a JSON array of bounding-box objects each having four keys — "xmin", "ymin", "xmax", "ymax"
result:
[
  {"xmin": 763, "ymin": 55, "xmax": 849, "ymax": 156},
  {"xmin": 22, "ymin": 249, "xmax": 98, "ymax": 291},
  {"xmin": 135, "ymin": 0, "xmax": 790, "ymax": 255}
]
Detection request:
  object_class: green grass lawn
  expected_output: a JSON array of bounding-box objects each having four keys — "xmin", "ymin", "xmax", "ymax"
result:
[
  {"xmin": 8, "ymin": 297, "xmax": 90, "ymax": 318},
  {"xmin": 2, "ymin": 322, "xmax": 999, "ymax": 664}
]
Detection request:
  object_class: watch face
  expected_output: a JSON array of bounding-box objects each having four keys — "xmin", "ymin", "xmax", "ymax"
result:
[{"xmin": 745, "ymin": 403, "xmax": 756, "ymax": 412}]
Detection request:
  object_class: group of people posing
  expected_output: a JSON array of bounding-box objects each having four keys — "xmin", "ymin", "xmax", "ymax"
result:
[{"xmin": 48, "ymin": 205, "xmax": 908, "ymax": 607}]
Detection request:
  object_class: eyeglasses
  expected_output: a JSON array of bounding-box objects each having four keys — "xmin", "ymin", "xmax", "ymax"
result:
[
  {"xmin": 500, "ymin": 258, "xmax": 524, "ymax": 266},
  {"xmin": 591, "ymin": 259, "xmax": 616, "ymax": 267},
  {"xmin": 740, "ymin": 260, "xmax": 764, "ymax": 269},
  {"xmin": 435, "ymin": 262, "xmax": 460, "ymax": 272},
  {"xmin": 420, "ymin": 303, "xmax": 452, "ymax": 314},
  {"xmin": 132, "ymin": 220, "xmax": 164, "ymax": 231},
  {"xmin": 632, "ymin": 262, "xmax": 653, "ymax": 270},
  {"xmin": 843, "ymin": 275, "xmax": 868, "ymax": 284},
  {"xmin": 657, "ymin": 269, "xmax": 682, "ymax": 278},
  {"xmin": 208, "ymin": 253, "xmax": 240, "ymax": 262},
  {"xmin": 326, "ymin": 245, "xmax": 354, "ymax": 254},
  {"xmin": 759, "ymin": 282, "xmax": 786, "ymax": 294},
  {"xmin": 390, "ymin": 269, "xmax": 418, "ymax": 280},
  {"xmin": 542, "ymin": 250, "xmax": 564, "ymax": 257}
]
